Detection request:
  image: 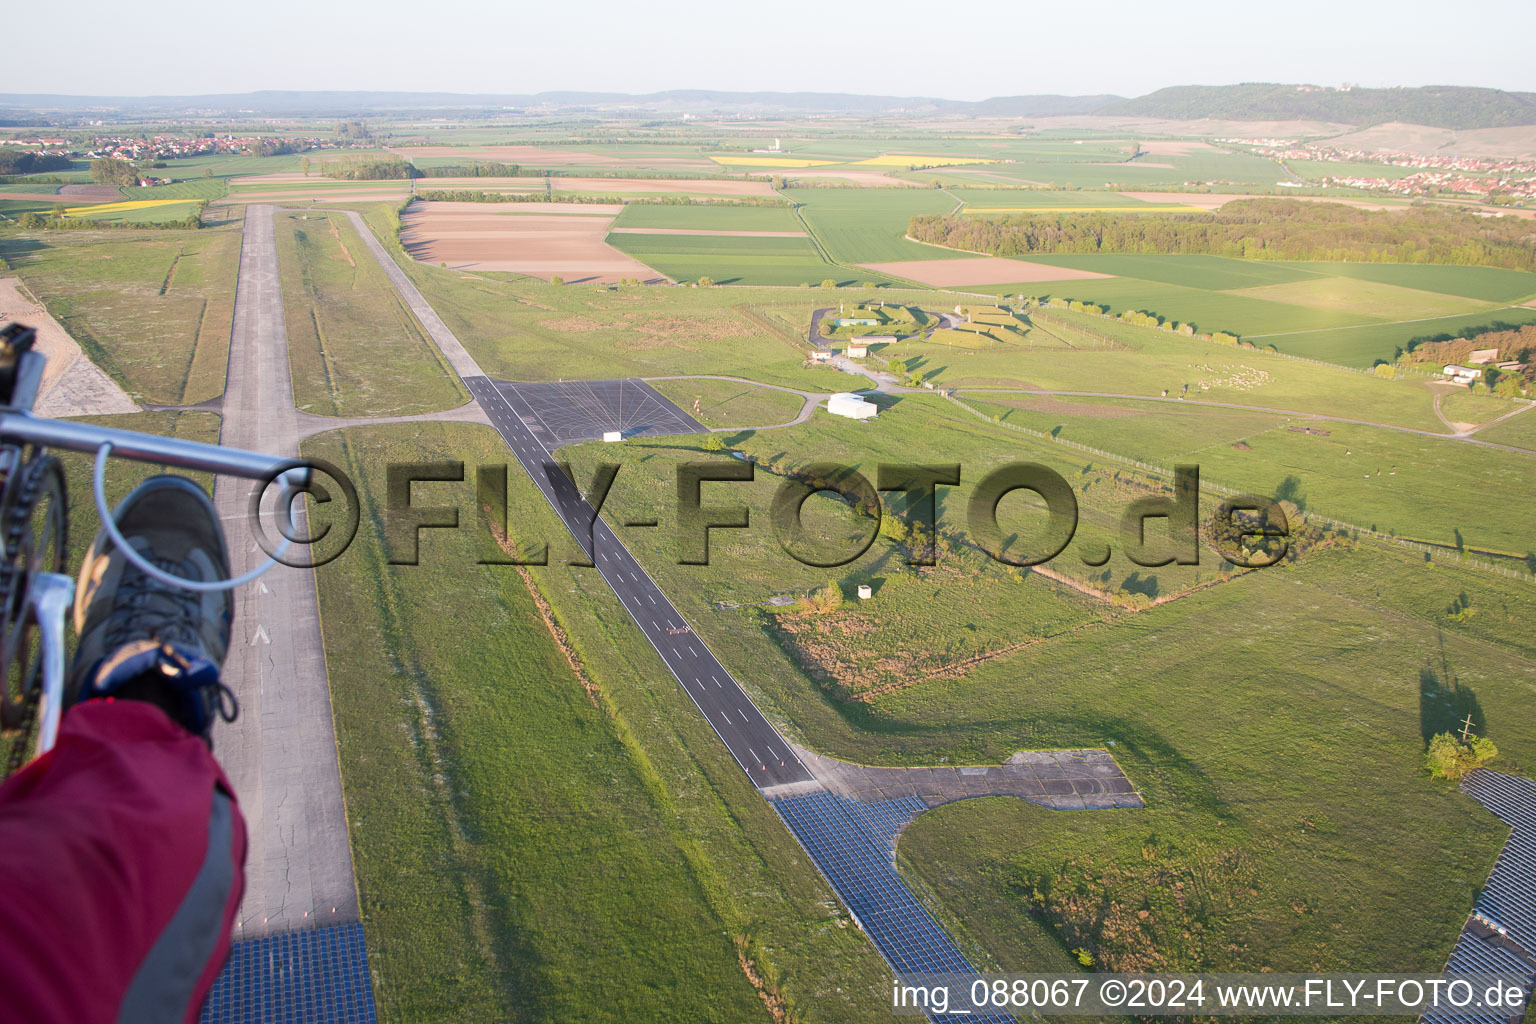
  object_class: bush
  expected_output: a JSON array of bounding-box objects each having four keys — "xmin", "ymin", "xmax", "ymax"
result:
[
  {"xmin": 1424, "ymin": 732, "xmax": 1499, "ymax": 780},
  {"xmin": 820, "ymin": 279, "xmax": 837, "ymax": 288},
  {"xmin": 700, "ymin": 433, "xmax": 726, "ymax": 452},
  {"xmin": 799, "ymin": 580, "xmax": 844, "ymax": 614}
]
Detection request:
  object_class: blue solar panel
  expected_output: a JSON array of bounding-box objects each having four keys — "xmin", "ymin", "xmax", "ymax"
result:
[
  {"xmin": 1461, "ymin": 772, "xmax": 1536, "ymax": 954},
  {"xmin": 773, "ymin": 791, "xmax": 1016, "ymax": 1024},
  {"xmin": 199, "ymin": 922, "xmax": 378, "ymax": 1024}
]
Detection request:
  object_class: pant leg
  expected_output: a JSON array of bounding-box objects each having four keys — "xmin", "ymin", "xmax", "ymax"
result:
[{"xmin": 0, "ymin": 699, "xmax": 247, "ymax": 1024}]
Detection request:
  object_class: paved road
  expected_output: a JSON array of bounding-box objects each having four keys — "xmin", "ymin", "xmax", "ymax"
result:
[
  {"xmin": 213, "ymin": 205, "xmax": 359, "ymax": 937},
  {"xmin": 466, "ymin": 375, "xmax": 814, "ymax": 788}
]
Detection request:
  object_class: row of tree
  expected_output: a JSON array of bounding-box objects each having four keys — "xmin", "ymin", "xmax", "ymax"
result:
[
  {"xmin": 907, "ymin": 200, "xmax": 1536, "ymax": 272},
  {"xmin": 0, "ymin": 151, "xmax": 71, "ymax": 177},
  {"xmin": 319, "ymin": 158, "xmax": 420, "ymax": 180}
]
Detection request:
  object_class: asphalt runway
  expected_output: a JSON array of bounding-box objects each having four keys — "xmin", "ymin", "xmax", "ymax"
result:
[
  {"xmin": 492, "ymin": 379, "xmax": 705, "ymax": 444},
  {"xmin": 466, "ymin": 375, "xmax": 813, "ymax": 789}
]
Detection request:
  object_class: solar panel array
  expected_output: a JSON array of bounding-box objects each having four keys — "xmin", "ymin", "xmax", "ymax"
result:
[
  {"xmin": 773, "ymin": 791, "xmax": 1016, "ymax": 1024},
  {"xmin": 1462, "ymin": 771, "xmax": 1536, "ymax": 954},
  {"xmin": 200, "ymin": 923, "xmax": 378, "ymax": 1024},
  {"xmin": 1419, "ymin": 930, "xmax": 1535, "ymax": 1024}
]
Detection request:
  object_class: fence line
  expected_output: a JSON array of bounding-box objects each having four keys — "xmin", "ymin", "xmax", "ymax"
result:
[{"xmin": 939, "ymin": 392, "xmax": 1534, "ymax": 584}]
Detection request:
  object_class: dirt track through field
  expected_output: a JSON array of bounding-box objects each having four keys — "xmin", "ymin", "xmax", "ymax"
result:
[
  {"xmin": 608, "ymin": 227, "xmax": 806, "ymax": 237},
  {"xmin": 0, "ymin": 277, "xmax": 138, "ymax": 415},
  {"xmin": 400, "ymin": 201, "xmax": 666, "ymax": 283}
]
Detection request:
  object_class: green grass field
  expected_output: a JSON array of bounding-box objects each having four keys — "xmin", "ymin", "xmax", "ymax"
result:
[
  {"xmin": 555, "ymin": 394, "xmax": 1534, "ymax": 980},
  {"xmin": 274, "ymin": 210, "xmax": 468, "ymax": 416},
  {"xmin": 1476, "ymin": 408, "xmax": 1536, "ymax": 450},
  {"xmin": 649, "ymin": 377, "xmax": 809, "ymax": 428},
  {"xmin": 305, "ymin": 422, "xmax": 898, "ymax": 1022},
  {"xmin": 0, "ymin": 225, "xmax": 239, "ymax": 404}
]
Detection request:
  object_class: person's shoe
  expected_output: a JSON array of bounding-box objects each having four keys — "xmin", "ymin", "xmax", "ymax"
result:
[{"xmin": 68, "ymin": 476, "xmax": 237, "ymax": 742}]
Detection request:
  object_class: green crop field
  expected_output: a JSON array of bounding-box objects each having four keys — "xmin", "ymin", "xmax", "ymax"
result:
[
  {"xmin": 1271, "ymin": 262, "xmax": 1536, "ymax": 303},
  {"xmin": 1229, "ymin": 278, "xmax": 1495, "ymax": 320},
  {"xmin": 0, "ymin": 225, "xmax": 239, "ymax": 403},
  {"xmin": 606, "ymin": 231, "xmax": 843, "ymax": 286},
  {"xmin": 273, "ymin": 210, "xmax": 468, "ymax": 416},
  {"xmin": 120, "ymin": 178, "xmax": 228, "ymax": 201},
  {"xmin": 789, "ymin": 188, "xmax": 966, "ymax": 263},
  {"xmin": 1006, "ymin": 276, "xmax": 1381, "ymax": 336},
  {"xmin": 1019, "ymin": 253, "xmax": 1326, "ymax": 291},
  {"xmin": 611, "ymin": 203, "xmax": 802, "ymax": 232}
]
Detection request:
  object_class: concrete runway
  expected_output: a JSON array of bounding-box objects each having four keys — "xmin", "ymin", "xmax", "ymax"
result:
[{"xmin": 212, "ymin": 205, "xmax": 359, "ymax": 937}]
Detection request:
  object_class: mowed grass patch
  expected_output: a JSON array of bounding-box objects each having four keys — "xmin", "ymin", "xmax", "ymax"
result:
[
  {"xmin": 1253, "ymin": 306, "xmax": 1536, "ymax": 368},
  {"xmin": 0, "ymin": 226, "xmax": 239, "ymax": 404},
  {"xmin": 1439, "ymin": 391, "xmax": 1525, "ymax": 427},
  {"xmin": 612, "ymin": 203, "xmax": 802, "ymax": 232},
  {"xmin": 649, "ymin": 377, "xmax": 808, "ymax": 428},
  {"xmin": 308, "ymin": 421, "xmax": 900, "ymax": 1022},
  {"xmin": 1272, "ymin": 261, "xmax": 1536, "ymax": 303},
  {"xmin": 1229, "ymin": 278, "xmax": 1495, "ymax": 321},
  {"xmin": 790, "ymin": 188, "xmax": 967, "ymax": 263},
  {"xmin": 606, "ymin": 231, "xmax": 838, "ymax": 287},
  {"xmin": 1475, "ymin": 408, "xmax": 1536, "ymax": 450},
  {"xmin": 274, "ymin": 211, "xmax": 467, "ymax": 416}
]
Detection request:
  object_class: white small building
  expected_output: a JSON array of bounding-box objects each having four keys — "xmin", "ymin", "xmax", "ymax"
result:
[
  {"xmin": 846, "ymin": 343, "xmax": 869, "ymax": 358},
  {"xmin": 810, "ymin": 350, "xmax": 832, "ymax": 362},
  {"xmin": 826, "ymin": 392, "xmax": 878, "ymax": 420},
  {"xmin": 1443, "ymin": 364, "xmax": 1482, "ymax": 385}
]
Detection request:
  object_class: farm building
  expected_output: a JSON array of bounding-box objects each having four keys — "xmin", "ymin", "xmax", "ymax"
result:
[
  {"xmin": 1468, "ymin": 348, "xmax": 1500, "ymax": 365},
  {"xmin": 860, "ymin": 335, "xmax": 898, "ymax": 344},
  {"xmin": 810, "ymin": 350, "xmax": 832, "ymax": 362},
  {"xmin": 1443, "ymin": 364, "xmax": 1482, "ymax": 384},
  {"xmin": 826, "ymin": 392, "xmax": 878, "ymax": 420},
  {"xmin": 846, "ymin": 343, "xmax": 869, "ymax": 358},
  {"xmin": 832, "ymin": 317, "xmax": 879, "ymax": 327}
]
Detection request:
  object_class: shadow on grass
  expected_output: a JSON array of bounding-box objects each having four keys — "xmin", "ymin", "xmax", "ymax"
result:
[{"xmin": 1418, "ymin": 661, "xmax": 1483, "ymax": 747}]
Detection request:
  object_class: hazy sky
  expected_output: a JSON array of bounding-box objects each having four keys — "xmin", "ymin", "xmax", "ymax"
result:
[{"xmin": 13, "ymin": 0, "xmax": 1536, "ymax": 99}]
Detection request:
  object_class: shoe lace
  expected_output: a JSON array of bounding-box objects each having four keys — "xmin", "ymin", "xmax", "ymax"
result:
[
  {"xmin": 105, "ymin": 553, "xmax": 207, "ymax": 651},
  {"xmin": 103, "ymin": 555, "xmax": 241, "ymax": 726}
]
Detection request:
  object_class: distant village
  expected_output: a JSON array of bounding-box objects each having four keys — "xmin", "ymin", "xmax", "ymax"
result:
[{"xmin": 1223, "ymin": 138, "xmax": 1536, "ymax": 202}]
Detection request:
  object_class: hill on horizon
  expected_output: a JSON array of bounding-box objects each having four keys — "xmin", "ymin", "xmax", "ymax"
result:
[{"xmin": 2, "ymin": 83, "xmax": 1535, "ymax": 129}]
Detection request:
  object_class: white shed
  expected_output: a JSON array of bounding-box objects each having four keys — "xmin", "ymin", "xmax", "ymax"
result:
[{"xmin": 826, "ymin": 393, "xmax": 878, "ymax": 420}]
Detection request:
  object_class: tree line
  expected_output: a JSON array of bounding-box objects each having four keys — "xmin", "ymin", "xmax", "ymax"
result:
[
  {"xmin": 907, "ymin": 200, "xmax": 1536, "ymax": 272},
  {"xmin": 0, "ymin": 151, "xmax": 72, "ymax": 177},
  {"xmin": 320, "ymin": 158, "xmax": 421, "ymax": 180}
]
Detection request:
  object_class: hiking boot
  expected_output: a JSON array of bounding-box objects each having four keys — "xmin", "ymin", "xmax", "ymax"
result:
[{"xmin": 68, "ymin": 476, "xmax": 237, "ymax": 742}]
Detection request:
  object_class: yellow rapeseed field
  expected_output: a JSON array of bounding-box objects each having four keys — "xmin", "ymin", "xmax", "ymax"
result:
[{"xmin": 63, "ymin": 199, "xmax": 191, "ymax": 217}]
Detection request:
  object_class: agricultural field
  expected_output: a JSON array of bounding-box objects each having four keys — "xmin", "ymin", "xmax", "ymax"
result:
[
  {"xmin": 400, "ymin": 201, "xmax": 661, "ymax": 284},
  {"xmin": 607, "ymin": 231, "xmax": 841, "ymax": 286},
  {"xmin": 274, "ymin": 210, "xmax": 469, "ymax": 415},
  {"xmin": 789, "ymin": 188, "xmax": 968, "ymax": 263},
  {"xmin": 62, "ymin": 198, "xmax": 204, "ymax": 224},
  {"xmin": 610, "ymin": 203, "xmax": 803, "ymax": 233},
  {"xmin": 0, "ymin": 224, "xmax": 239, "ymax": 403}
]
